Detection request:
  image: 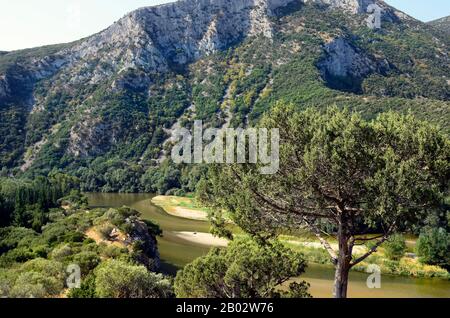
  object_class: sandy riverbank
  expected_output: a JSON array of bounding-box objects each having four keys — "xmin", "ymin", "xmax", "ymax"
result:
[
  {"xmin": 152, "ymin": 196, "xmax": 209, "ymax": 221},
  {"xmin": 172, "ymin": 231, "xmax": 229, "ymax": 247},
  {"xmin": 286, "ymin": 240, "xmax": 367, "ymax": 254}
]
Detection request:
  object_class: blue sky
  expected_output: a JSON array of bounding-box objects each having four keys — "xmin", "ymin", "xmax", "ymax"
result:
[{"xmin": 0, "ymin": 0, "xmax": 449, "ymax": 51}]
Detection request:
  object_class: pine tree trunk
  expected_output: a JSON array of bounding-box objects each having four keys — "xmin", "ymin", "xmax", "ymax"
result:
[
  {"xmin": 333, "ymin": 217, "xmax": 352, "ymax": 298},
  {"xmin": 333, "ymin": 256, "xmax": 350, "ymax": 298}
]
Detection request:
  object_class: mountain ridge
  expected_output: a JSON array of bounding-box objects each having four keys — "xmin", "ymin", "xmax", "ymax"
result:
[
  {"xmin": 428, "ymin": 15, "xmax": 450, "ymax": 35},
  {"xmin": 0, "ymin": 0, "xmax": 448, "ymax": 193}
]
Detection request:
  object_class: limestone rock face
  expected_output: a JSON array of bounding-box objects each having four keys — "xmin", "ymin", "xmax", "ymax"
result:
[
  {"xmin": 127, "ymin": 218, "xmax": 160, "ymax": 271},
  {"xmin": 319, "ymin": 38, "xmax": 375, "ymax": 78},
  {"xmin": 2, "ymin": 0, "xmax": 442, "ymax": 172},
  {"xmin": 303, "ymin": 0, "xmax": 376, "ymax": 14},
  {"xmin": 85, "ymin": 0, "xmax": 296, "ymax": 66},
  {"xmin": 0, "ymin": 0, "xmax": 300, "ymax": 105},
  {"xmin": 0, "ymin": 0, "xmax": 390, "ymax": 105},
  {"xmin": 0, "ymin": 75, "xmax": 10, "ymax": 100},
  {"xmin": 317, "ymin": 37, "xmax": 390, "ymax": 90}
]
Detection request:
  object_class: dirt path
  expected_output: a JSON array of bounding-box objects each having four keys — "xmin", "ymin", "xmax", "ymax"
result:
[{"xmin": 85, "ymin": 227, "xmax": 128, "ymax": 249}]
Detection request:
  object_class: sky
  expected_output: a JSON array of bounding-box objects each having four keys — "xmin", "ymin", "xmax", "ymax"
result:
[{"xmin": 0, "ymin": 0, "xmax": 449, "ymax": 51}]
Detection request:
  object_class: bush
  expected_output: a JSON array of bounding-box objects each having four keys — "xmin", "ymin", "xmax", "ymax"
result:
[
  {"xmin": 19, "ymin": 258, "xmax": 66, "ymax": 283},
  {"xmin": 0, "ymin": 247, "xmax": 36, "ymax": 265},
  {"xmin": 0, "ymin": 269, "xmax": 16, "ymax": 297},
  {"xmin": 94, "ymin": 260, "xmax": 174, "ymax": 298},
  {"xmin": 383, "ymin": 234, "xmax": 407, "ymax": 261},
  {"xmin": 67, "ymin": 273, "xmax": 97, "ymax": 298},
  {"xmin": 0, "ymin": 227, "xmax": 37, "ymax": 254},
  {"xmin": 97, "ymin": 224, "xmax": 114, "ymax": 240},
  {"xmin": 9, "ymin": 281, "xmax": 47, "ymax": 298},
  {"xmin": 72, "ymin": 252, "xmax": 101, "ymax": 276},
  {"xmin": 11, "ymin": 271, "xmax": 63, "ymax": 296},
  {"xmin": 100, "ymin": 245, "xmax": 127, "ymax": 259},
  {"xmin": 51, "ymin": 244, "xmax": 73, "ymax": 261},
  {"xmin": 175, "ymin": 237, "xmax": 310, "ymax": 298},
  {"xmin": 63, "ymin": 231, "xmax": 86, "ymax": 243},
  {"xmin": 143, "ymin": 219, "xmax": 163, "ymax": 237},
  {"xmin": 32, "ymin": 245, "xmax": 50, "ymax": 258},
  {"xmin": 416, "ymin": 228, "xmax": 450, "ymax": 270},
  {"xmin": 117, "ymin": 206, "xmax": 140, "ymax": 219}
]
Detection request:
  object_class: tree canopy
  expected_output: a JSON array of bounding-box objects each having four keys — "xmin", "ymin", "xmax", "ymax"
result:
[
  {"xmin": 198, "ymin": 104, "xmax": 450, "ymax": 298},
  {"xmin": 95, "ymin": 260, "xmax": 174, "ymax": 298},
  {"xmin": 174, "ymin": 236, "xmax": 310, "ymax": 298}
]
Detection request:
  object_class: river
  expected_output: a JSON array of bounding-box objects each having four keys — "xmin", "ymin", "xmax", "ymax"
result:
[{"xmin": 86, "ymin": 193, "xmax": 450, "ymax": 298}]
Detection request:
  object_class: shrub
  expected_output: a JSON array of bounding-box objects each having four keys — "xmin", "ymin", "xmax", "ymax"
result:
[
  {"xmin": 143, "ymin": 219, "xmax": 163, "ymax": 237},
  {"xmin": 120, "ymin": 222, "xmax": 134, "ymax": 235},
  {"xmin": 175, "ymin": 237, "xmax": 310, "ymax": 298},
  {"xmin": 94, "ymin": 260, "xmax": 174, "ymax": 298},
  {"xmin": 51, "ymin": 244, "xmax": 73, "ymax": 261},
  {"xmin": 11, "ymin": 271, "xmax": 63, "ymax": 296},
  {"xmin": 0, "ymin": 227, "xmax": 37, "ymax": 254},
  {"xmin": 100, "ymin": 245, "xmax": 127, "ymax": 259},
  {"xmin": 19, "ymin": 258, "xmax": 66, "ymax": 283},
  {"xmin": 67, "ymin": 273, "xmax": 97, "ymax": 298},
  {"xmin": 117, "ymin": 207, "xmax": 140, "ymax": 219},
  {"xmin": 9, "ymin": 282, "xmax": 47, "ymax": 298},
  {"xmin": 416, "ymin": 228, "xmax": 450, "ymax": 270},
  {"xmin": 62, "ymin": 231, "xmax": 86, "ymax": 243},
  {"xmin": 0, "ymin": 269, "xmax": 16, "ymax": 297},
  {"xmin": 0, "ymin": 247, "xmax": 36, "ymax": 265},
  {"xmin": 97, "ymin": 224, "xmax": 114, "ymax": 240},
  {"xmin": 383, "ymin": 234, "xmax": 407, "ymax": 261},
  {"xmin": 290, "ymin": 245, "xmax": 331, "ymax": 265},
  {"xmin": 72, "ymin": 252, "xmax": 101, "ymax": 276},
  {"xmin": 32, "ymin": 245, "xmax": 50, "ymax": 258}
]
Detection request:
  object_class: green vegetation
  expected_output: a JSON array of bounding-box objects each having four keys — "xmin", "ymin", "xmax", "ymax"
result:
[
  {"xmin": 383, "ymin": 234, "xmax": 407, "ymax": 261},
  {"xmin": 428, "ymin": 16, "xmax": 450, "ymax": 36},
  {"xmin": 284, "ymin": 241, "xmax": 450, "ymax": 280},
  {"xmin": 151, "ymin": 195, "xmax": 210, "ymax": 221},
  {"xmin": 416, "ymin": 228, "xmax": 450, "ymax": 270},
  {"xmin": 0, "ymin": 176, "xmax": 170, "ymax": 298},
  {"xmin": 0, "ymin": 43, "xmax": 71, "ymax": 73},
  {"xmin": 174, "ymin": 236, "xmax": 310, "ymax": 298},
  {"xmin": 93, "ymin": 260, "xmax": 173, "ymax": 298},
  {"xmin": 1, "ymin": 2, "xmax": 449, "ymax": 300},
  {"xmin": 0, "ymin": 173, "xmax": 83, "ymax": 229},
  {"xmin": 198, "ymin": 105, "xmax": 450, "ymax": 298},
  {"xmin": 1, "ymin": 5, "xmax": 448, "ymax": 194}
]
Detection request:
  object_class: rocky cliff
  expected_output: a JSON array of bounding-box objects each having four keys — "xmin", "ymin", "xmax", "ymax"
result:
[
  {"xmin": 0, "ymin": 0, "xmax": 448, "ymax": 192},
  {"xmin": 1, "ymin": 0, "xmax": 392, "ymax": 105}
]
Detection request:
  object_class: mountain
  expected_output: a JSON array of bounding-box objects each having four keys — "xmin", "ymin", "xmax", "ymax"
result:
[
  {"xmin": 428, "ymin": 16, "xmax": 450, "ymax": 35},
  {"xmin": 0, "ymin": 0, "xmax": 449, "ymax": 193}
]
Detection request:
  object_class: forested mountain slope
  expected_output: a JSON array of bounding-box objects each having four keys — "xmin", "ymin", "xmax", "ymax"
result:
[
  {"xmin": 429, "ymin": 15, "xmax": 450, "ymax": 35},
  {"xmin": 0, "ymin": 0, "xmax": 448, "ymax": 193}
]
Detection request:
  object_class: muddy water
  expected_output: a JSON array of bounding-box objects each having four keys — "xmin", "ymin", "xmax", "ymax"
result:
[{"xmin": 86, "ymin": 193, "xmax": 450, "ymax": 298}]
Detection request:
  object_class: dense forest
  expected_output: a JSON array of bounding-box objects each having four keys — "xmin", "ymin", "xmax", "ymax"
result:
[
  {"xmin": 0, "ymin": 173, "xmax": 82, "ymax": 229},
  {"xmin": 0, "ymin": 174, "xmax": 174, "ymax": 298}
]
